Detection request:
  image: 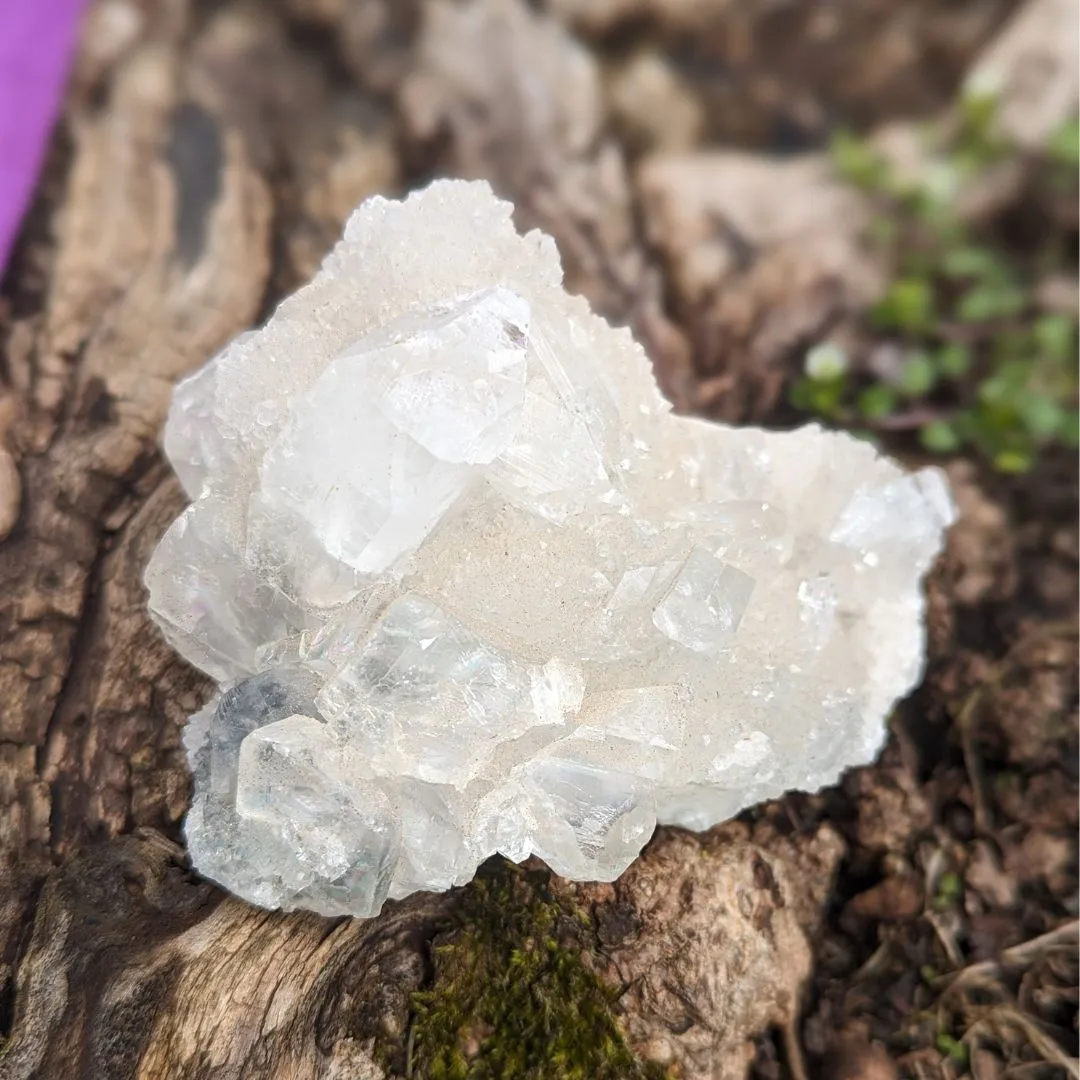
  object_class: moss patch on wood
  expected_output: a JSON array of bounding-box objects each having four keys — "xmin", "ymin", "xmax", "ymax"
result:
[{"xmin": 405, "ymin": 862, "xmax": 668, "ymax": 1080}]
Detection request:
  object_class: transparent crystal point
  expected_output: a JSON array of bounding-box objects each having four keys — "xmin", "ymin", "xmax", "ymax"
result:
[
  {"xmin": 236, "ymin": 715, "xmax": 400, "ymax": 915},
  {"xmin": 651, "ymin": 547, "xmax": 756, "ymax": 654},
  {"xmin": 316, "ymin": 593, "xmax": 540, "ymax": 786}
]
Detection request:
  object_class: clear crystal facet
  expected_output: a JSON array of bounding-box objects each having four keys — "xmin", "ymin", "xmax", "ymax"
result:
[
  {"xmin": 652, "ymin": 547, "xmax": 756, "ymax": 653},
  {"xmin": 145, "ymin": 180, "xmax": 955, "ymax": 916},
  {"xmin": 316, "ymin": 593, "xmax": 540, "ymax": 787}
]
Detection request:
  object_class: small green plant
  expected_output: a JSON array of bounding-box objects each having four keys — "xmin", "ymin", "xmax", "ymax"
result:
[
  {"xmin": 932, "ymin": 870, "xmax": 964, "ymax": 911},
  {"xmin": 935, "ymin": 1031, "xmax": 969, "ymax": 1068},
  {"xmin": 792, "ymin": 94, "xmax": 1079, "ymax": 473}
]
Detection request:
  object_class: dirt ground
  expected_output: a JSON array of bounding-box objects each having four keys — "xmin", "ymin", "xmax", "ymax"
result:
[{"xmin": 0, "ymin": 1, "xmax": 1075, "ymax": 1078}]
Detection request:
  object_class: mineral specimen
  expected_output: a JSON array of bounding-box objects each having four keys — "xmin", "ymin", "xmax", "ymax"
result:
[{"xmin": 146, "ymin": 179, "xmax": 955, "ymax": 917}]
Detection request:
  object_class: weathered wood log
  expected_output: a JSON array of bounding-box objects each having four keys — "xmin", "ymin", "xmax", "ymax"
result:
[{"xmin": 1, "ymin": 820, "xmax": 845, "ymax": 1078}]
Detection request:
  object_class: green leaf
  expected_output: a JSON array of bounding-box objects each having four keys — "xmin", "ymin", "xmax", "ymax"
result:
[
  {"xmin": 940, "ymin": 245, "xmax": 1001, "ymax": 283},
  {"xmin": 921, "ymin": 160, "xmax": 960, "ymax": 209},
  {"xmin": 934, "ymin": 343, "xmax": 972, "ymax": 378},
  {"xmin": 977, "ymin": 375, "xmax": 1009, "ymax": 405},
  {"xmin": 920, "ymin": 419, "xmax": 961, "ymax": 453},
  {"xmin": 810, "ymin": 380, "xmax": 845, "ymax": 416},
  {"xmin": 955, "ymin": 76, "xmax": 1007, "ymax": 169},
  {"xmin": 1033, "ymin": 314, "xmax": 1075, "ymax": 362},
  {"xmin": 993, "ymin": 448, "xmax": 1035, "ymax": 474},
  {"xmin": 857, "ymin": 384, "xmax": 898, "ymax": 421},
  {"xmin": 1048, "ymin": 116, "xmax": 1080, "ymax": 170},
  {"xmin": 790, "ymin": 377, "xmax": 844, "ymax": 417},
  {"xmin": 904, "ymin": 182, "xmax": 953, "ymax": 229},
  {"xmin": 830, "ymin": 129, "xmax": 888, "ymax": 191},
  {"xmin": 935, "ymin": 1032, "xmax": 969, "ymax": 1067},
  {"xmin": 874, "ymin": 278, "xmax": 934, "ymax": 333},
  {"xmin": 1018, "ymin": 394, "xmax": 1064, "ymax": 440},
  {"xmin": 959, "ymin": 76, "xmax": 999, "ymax": 127},
  {"xmin": 936, "ymin": 870, "xmax": 964, "ymax": 905},
  {"xmin": 986, "ymin": 358, "xmax": 1033, "ymax": 400},
  {"xmin": 789, "ymin": 379, "xmax": 815, "ymax": 411},
  {"xmin": 956, "ymin": 284, "xmax": 1025, "ymax": 323},
  {"xmin": 899, "ymin": 352, "xmax": 937, "ymax": 397},
  {"xmin": 951, "ymin": 410, "xmax": 979, "ymax": 444},
  {"xmin": 1058, "ymin": 409, "xmax": 1080, "ymax": 448},
  {"xmin": 957, "ymin": 288, "xmax": 995, "ymax": 323}
]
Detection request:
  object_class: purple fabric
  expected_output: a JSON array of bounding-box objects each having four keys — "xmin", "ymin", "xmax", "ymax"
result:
[{"xmin": 0, "ymin": 0, "xmax": 86, "ymax": 278}]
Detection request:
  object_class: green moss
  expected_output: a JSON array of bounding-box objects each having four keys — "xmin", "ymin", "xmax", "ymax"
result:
[{"xmin": 405, "ymin": 862, "xmax": 668, "ymax": 1080}]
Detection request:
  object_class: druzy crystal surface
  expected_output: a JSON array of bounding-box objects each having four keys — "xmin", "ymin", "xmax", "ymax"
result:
[{"xmin": 146, "ymin": 180, "xmax": 955, "ymax": 917}]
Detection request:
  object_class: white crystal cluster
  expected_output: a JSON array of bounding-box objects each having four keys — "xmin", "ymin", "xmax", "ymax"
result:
[{"xmin": 146, "ymin": 180, "xmax": 955, "ymax": 917}]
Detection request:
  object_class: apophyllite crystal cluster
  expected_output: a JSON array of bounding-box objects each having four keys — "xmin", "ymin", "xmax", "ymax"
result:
[{"xmin": 146, "ymin": 180, "xmax": 955, "ymax": 917}]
